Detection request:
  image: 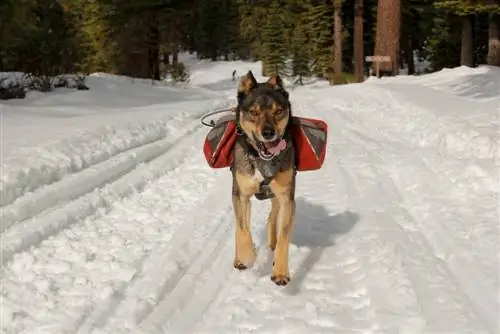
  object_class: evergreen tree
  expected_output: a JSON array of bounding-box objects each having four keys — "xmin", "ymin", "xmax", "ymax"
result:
[
  {"xmin": 260, "ymin": 0, "xmax": 288, "ymax": 76},
  {"xmin": 306, "ymin": 0, "xmax": 334, "ymax": 79},
  {"xmin": 290, "ymin": 13, "xmax": 311, "ymax": 84},
  {"xmin": 434, "ymin": 0, "xmax": 500, "ymax": 67},
  {"xmin": 1, "ymin": 0, "xmax": 498, "ymax": 99},
  {"xmin": 197, "ymin": 0, "xmax": 221, "ymax": 60}
]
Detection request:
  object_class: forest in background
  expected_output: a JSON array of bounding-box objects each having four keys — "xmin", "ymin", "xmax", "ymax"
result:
[{"xmin": 0, "ymin": 0, "xmax": 499, "ymax": 98}]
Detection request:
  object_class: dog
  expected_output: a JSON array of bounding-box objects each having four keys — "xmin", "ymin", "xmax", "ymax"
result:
[{"xmin": 231, "ymin": 71, "xmax": 296, "ymax": 286}]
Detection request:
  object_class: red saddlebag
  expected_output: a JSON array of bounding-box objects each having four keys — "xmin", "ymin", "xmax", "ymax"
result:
[
  {"xmin": 203, "ymin": 114, "xmax": 238, "ymax": 168},
  {"xmin": 203, "ymin": 114, "xmax": 328, "ymax": 171},
  {"xmin": 290, "ymin": 116, "xmax": 328, "ymax": 171}
]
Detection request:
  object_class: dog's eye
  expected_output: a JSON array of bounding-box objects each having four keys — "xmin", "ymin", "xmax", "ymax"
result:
[{"xmin": 275, "ymin": 108, "xmax": 284, "ymax": 116}]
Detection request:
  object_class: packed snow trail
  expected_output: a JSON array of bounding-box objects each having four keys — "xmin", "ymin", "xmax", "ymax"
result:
[
  {"xmin": 1, "ymin": 60, "xmax": 498, "ymax": 334},
  {"xmin": 188, "ymin": 81, "xmax": 497, "ymax": 334}
]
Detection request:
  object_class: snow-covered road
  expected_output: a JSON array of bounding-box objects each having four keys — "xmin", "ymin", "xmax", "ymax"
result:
[{"xmin": 1, "ymin": 58, "xmax": 498, "ymax": 334}]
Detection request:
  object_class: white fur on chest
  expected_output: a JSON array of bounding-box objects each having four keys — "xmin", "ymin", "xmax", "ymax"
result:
[{"xmin": 252, "ymin": 169, "xmax": 265, "ymax": 183}]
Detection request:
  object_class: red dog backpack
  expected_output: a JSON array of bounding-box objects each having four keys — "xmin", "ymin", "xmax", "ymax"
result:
[{"xmin": 203, "ymin": 114, "xmax": 328, "ymax": 171}]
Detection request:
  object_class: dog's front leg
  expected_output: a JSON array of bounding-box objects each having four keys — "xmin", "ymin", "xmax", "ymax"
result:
[
  {"xmin": 268, "ymin": 197, "xmax": 280, "ymax": 251},
  {"xmin": 271, "ymin": 195, "xmax": 295, "ymax": 285},
  {"xmin": 269, "ymin": 169, "xmax": 296, "ymax": 286},
  {"xmin": 232, "ymin": 194, "xmax": 255, "ymax": 270}
]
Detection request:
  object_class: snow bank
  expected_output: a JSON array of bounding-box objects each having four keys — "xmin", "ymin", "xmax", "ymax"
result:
[
  {"xmin": 370, "ymin": 65, "xmax": 500, "ymax": 102},
  {"xmin": 365, "ymin": 66, "xmax": 499, "ymax": 176},
  {"xmin": 0, "ymin": 72, "xmax": 230, "ymax": 208}
]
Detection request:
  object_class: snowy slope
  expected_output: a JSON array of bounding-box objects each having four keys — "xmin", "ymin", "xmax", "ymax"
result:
[{"xmin": 1, "ymin": 60, "xmax": 498, "ymax": 334}]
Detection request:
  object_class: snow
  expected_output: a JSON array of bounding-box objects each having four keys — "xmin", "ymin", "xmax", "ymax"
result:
[{"xmin": 1, "ymin": 58, "xmax": 499, "ymax": 334}]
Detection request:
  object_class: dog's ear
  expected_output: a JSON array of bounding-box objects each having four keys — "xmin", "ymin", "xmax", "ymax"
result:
[
  {"xmin": 267, "ymin": 75, "xmax": 289, "ymax": 101},
  {"xmin": 238, "ymin": 71, "xmax": 257, "ymax": 95},
  {"xmin": 267, "ymin": 75, "xmax": 284, "ymax": 90}
]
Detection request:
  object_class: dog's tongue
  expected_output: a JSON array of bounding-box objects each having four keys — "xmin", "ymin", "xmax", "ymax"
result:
[{"xmin": 265, "ymin": 139, "xmax": 286, "ymax": 155}]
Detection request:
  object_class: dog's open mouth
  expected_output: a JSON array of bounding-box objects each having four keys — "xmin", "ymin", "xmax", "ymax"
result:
[{"xmin": 256, "ymin": 138, "xmax": 286, "ymax": 160}]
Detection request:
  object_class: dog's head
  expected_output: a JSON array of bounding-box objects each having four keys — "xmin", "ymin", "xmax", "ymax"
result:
[{"xmin": 236, "ymin": 71, "xmax": 291, "ymax": 160}]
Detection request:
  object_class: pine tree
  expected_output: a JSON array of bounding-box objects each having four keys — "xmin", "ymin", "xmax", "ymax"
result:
[
  {"xmin": 306, "ymin": 0, "xmax": 334, "ymax": 79},
  {"xmin": 290, "ymin": 16, "xmax": 311, "ymax": 83},
  {"xmin": 197, "ymin": 0, "xmax": 221, "ymax": 60},
  {"xmin": 236, "ymin": 0, "xmax": 267, "ymax": 62},
  {"xmin": 433, "ymin": 0, "xmax": 500, "ymax": 67},
  {"xmin": 282, "ymin": 0, "xmax": 310, "ymax": 83},
  {"xmin": 260, "ymin": 0, "xmax": 288, "ymax": 76}
]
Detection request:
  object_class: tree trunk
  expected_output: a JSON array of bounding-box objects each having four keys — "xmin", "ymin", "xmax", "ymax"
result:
[
  {"xmin": 354, "ymin": 0, "xmax": 364, "ymax": 83},
  {"xmin": 374, "ymin": 0, "xmax": 401, "ymax": 75},
  {"xmin": 172, "ymin": 49, "xmax": 178, "ymax": 64},
  {"xmin": 460, "ymin": 15, "xmax": 474, "ymax": 67},
  {"xmin": 487, "ymin": 12, "xmax": 500, "ymax": 66},
  {"xmin": 172, "ymin": 18, "xmax": 180, "ymax": 65},
  {"xmin": 405, "ymin": 36, "xmax": 415, "ymax": 75},
  {"xmin": 333, "ymin": 0, "xmax": 343, "ymax": 84},
  {"xmin": 147, "ymin": 13, "xmax": 160, "ymax": 81}
]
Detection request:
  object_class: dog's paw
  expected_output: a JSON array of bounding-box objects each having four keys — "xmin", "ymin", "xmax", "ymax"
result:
[
  {"xmin": 233, "ymin": 260, "xmax": 248, "ymax": 271},
  {"xmin": 270, "ymin": 274, "xmax": 290, "ymax": 286}
]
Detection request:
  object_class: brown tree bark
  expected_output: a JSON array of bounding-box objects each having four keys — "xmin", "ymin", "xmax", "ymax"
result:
[
  {"xmin": 487, "ymin": 12, "xmax": 500, "ymax": 66},
  {"xmin": 373, "ymin": 0, "xmax": 401, "ymax": 76},
  {"xmin": 333, "ymin": 0, "xmax": 343, "ymax": 84},
  {"xmin": 147, "ymin": 12, "xmax": 160, "ymax": 80},
  {"xmin": 460, "ymin": 15, "xmax": 474, "ymax": 67},
  {"xmin": 405, "ymin": 36, "xmax": 415, "ymax": 75},
  {"xmin": 354, "ymin": 0, "xmax": 364, "ymax": 82}
]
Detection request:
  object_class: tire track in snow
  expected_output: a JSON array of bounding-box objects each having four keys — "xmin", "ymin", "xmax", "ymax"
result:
[
  {"xmin": 1, "ymin": 123, "xmax": 227, "ymax": 334},
  {"xmin": 161, "ymin": 205, "xmax": 273, "ymax": 334},
  {"xmin": 100, "ymin": 183, "xmax": 271, "ymax": 332},
  {"xmin": 89, "ymin": 173, "xmax": 234, "ymax": 333},
  {"xmin": 0, "ymin": 111, "xmax": 192, "ymax": 208},
  {"xmin": 0, "ymin": 121, "xmax": 203, "ymax": 266},
  {"xmin": 327, "ymin": 93, "xmax": 491, "ymax": 333},
  {"xmin": 357, "ymin": 87, "xmax": 499, "ymax": 332},
  {"xmin": 136, "ymin": 210, "xmax": 234, "ymax": 334},
  {"xmin": 0, "ymin": 117, "xmax": 202, "ymax": 234}
]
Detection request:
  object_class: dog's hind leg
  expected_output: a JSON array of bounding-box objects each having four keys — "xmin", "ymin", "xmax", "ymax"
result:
[
  {"xmin": 267, "ymin": 197, "xmax": 280, "ymax": 251},
  {"xmin": 232, "ymin": 194, "xmax": 256, "ymax": 270}
]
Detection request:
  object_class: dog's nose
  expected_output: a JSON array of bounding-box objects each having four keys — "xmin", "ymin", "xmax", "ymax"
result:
[{"xmin": 262, "ymin": 126, "xmax": 276, "ymax": 140}]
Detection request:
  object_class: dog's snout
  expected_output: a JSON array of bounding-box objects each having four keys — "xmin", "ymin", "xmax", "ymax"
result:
[{"xmin": 262, "ymin": 126, "xmax": 276, "ymax": 140}]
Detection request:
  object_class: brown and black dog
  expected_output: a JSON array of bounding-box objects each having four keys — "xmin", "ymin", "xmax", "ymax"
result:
[{"xmin": 231, "ymin": 71, "xmax": 296, "ymax": 286}]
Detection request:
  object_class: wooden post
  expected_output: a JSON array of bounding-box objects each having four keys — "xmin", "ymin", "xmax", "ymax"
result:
[{"xmin": 365, "ymin": 55, "xmax": 391, "ymax": 78}]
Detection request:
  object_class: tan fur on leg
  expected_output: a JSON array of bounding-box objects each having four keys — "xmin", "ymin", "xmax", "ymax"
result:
[
  {"xmin": 269, "ymin": 168, "xmax": 296, "ymax": 285},
  {"xmin": 267, "ymin": 197, "xmax": 280, "ymax": 251},
  {"xmin": 232, "ymin": 171, "xmax": 260, "ymax": 270},
  {"xmin": 232, "ymin": 195, "xmax": 255, "ymax": 270}
]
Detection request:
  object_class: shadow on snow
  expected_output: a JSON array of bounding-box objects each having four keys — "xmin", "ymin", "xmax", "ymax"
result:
[{"xmin": 257, "ymin": 197, "xmax": 360, "ymax": 295}]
